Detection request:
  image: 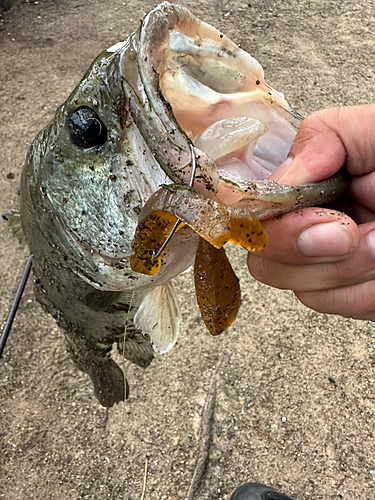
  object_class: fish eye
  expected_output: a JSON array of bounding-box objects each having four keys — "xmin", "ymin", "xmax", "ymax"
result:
[{"xmin": 68, "ymin": 106, "xmax": 107, "ymax": 148}]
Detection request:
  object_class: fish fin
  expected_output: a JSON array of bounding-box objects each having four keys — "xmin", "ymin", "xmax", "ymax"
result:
[
  {"xmin": 83, "ymin": 288, "xmax": 145, "ymax": 314},
  {"xmin": 119, "ymin": 331, "xmax": 155, "ymax": 369},
  {"xmin": 2, "ymin": 209, "xmax": 26, "ymax": 244},
  {"xmin": 134, "ymin": 281, "xmax": 181, "ymax": 354},
  {"xmin": 83, "ymin": 290, "xmax": 124, "ymax": 311},
  {"xmin": 113, "ymin": 289, "xmax": 146, "ymax": 312},
  {"xmin": 89, "ymin": 359, "xmax": 128, "ymax": 407}
]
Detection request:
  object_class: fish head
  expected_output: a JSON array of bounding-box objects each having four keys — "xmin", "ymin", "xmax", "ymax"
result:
[{"xmin": 21, "ymin": 2, "xmax": 304, "ymax": 292}]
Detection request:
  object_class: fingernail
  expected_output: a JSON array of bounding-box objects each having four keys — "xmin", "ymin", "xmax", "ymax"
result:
[
  {"xmin": 269, "ymin": 157, "xmax": 293, "ymax": 181},
  {"xmin": 366, "ymin": 230, "xmax": 375, "ymax": 259},
  {"xmin": 297, "ymin": 222, "xmax": 353, "ymax": 257}
]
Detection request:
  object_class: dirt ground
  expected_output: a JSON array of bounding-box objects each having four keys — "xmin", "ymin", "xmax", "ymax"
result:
[{"xmin": 1, "ymin": 0, "xmax": 375, "ymax": 499}]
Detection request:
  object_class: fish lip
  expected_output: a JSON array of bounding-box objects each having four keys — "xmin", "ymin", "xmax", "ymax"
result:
[
  {"xmin": 137, "ymin": 3, "xmax": 194, "ymax": 153},
  {"xmin": 117, "ymin": 3, "xmax": 200, "ymax": 190}
]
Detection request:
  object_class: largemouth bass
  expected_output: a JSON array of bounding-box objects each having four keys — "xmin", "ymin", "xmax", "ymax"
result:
[{"xmin": 7, "ymin": 2, "xmax": 346, "ymax": 407}]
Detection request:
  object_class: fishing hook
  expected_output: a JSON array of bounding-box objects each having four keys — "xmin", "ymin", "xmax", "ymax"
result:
[
  {"xmin": 0, "ymin": 255, "xmax": 32, "ymax": 358},
  {"xmin": 152, "ymin": 143, "xmax": 197, "ymax": 260}
]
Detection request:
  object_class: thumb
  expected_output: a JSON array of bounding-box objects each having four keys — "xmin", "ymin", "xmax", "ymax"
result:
[{"xmin": 270, "ymin": 104, "xmax": 375, "ymax": 185}]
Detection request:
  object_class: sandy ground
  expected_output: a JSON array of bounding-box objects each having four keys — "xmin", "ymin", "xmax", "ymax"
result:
[{"xmin": 1, "ymin": 0, "xmax": 375, "ymax": 499}]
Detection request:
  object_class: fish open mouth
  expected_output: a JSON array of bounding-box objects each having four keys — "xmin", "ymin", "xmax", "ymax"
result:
[
  {"xmin": 125, "ymin": 4, "xmax": 347, "ymax": 342},
  {"xmin": 136, "ymin": 2, "xmax": 302, "ymax": 205}
]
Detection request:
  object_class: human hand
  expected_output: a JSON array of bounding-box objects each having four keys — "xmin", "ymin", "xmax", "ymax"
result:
[{"xmin": 247, "ymin": 104, "xmax": 375, "ymax": 321}]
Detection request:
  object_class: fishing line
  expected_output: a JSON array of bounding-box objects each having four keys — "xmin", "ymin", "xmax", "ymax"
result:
[{"xmin": 0, "ymin": 255, "xmax": 32, "ymax": 358}]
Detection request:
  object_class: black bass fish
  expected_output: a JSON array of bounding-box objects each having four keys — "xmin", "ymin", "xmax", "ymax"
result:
[{"xmin": 7, "ymin": 2, "xmax": 346, "ymax": 406}]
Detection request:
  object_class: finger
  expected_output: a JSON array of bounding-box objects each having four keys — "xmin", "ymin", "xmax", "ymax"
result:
[
  {"xmin": 256, "ymin": 208, "xmax": 359, "ymax": 265},
  {"xmin": 270, "ymin": 104, "xmax": 375, "ymax": 185},
  {"xmin": 341, "ymin": 198, "xmax": 375, "ymax": 225},
  {"xmin": 247, "ymin": 221, "xmax": 375, "ymax": 292},
  {"xmin": 350, "ymin": 170, "xmax": 375, "ymax": 213},
  {"xmin": 295, "ymin": 279, "xmax": 375, "ymax": 321}
]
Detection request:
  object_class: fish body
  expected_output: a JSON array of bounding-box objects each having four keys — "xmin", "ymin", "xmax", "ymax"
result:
[{"xmin": 10, "ymin": 3, "xmax": 346, "ymax": 406}]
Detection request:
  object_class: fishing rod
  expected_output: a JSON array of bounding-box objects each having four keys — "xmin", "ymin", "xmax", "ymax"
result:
[{"xmin": 0, "ymin": 255, "xmax": 32, "ymax": 357}]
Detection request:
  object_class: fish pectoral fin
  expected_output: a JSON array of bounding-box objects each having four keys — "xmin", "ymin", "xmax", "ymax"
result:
[
  {"xmin": 133, "ymin": 281, "xmax": 181, "ymax": 354},
  {"xmin": 82, "ymin": 290, "xmax": 124, "ymax": 311},
  {"xmin": 3, "ymin": 209, "xmax": 26, "ymax": 244},
  {"xmin": 119, "ymin": 331, "xmax": 155, "ymax": 369}
]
